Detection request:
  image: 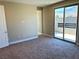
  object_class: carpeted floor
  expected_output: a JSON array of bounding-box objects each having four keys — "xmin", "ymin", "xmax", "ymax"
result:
[{"xmin": 0, "ymin": 36, "xmax": 79, "ymax": 59}]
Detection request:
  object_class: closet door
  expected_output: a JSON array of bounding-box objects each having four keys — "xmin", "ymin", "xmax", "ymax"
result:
[{"xmin": 0, "ymin": 5, "xmax": 9, "ymax": 48}]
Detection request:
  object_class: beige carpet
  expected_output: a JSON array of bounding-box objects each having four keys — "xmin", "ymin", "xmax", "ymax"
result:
[{"xmin": 0, "ymin": 36, "xmax": 79, "ymax": 59}]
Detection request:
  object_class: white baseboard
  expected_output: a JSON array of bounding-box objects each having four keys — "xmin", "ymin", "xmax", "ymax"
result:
[
  {"xmin": 9, "ymin": 36, "xmax": 38, "ymax": 45},
  {"xmin": 0, "ymin": 44, "xmax": 9, "ymax": 48},
  {"xmin": 38, "ymin": 33, "xmax": 42, "ymax": 35},
  {"xmin": 42, "ymin": 33, "xmax": 53, "ymax": 37}
]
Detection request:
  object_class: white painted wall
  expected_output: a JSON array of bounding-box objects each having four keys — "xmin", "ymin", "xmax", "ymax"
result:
[{"xmin": 37, "ymin": 10, "xmax": 42, "ymax": 35}]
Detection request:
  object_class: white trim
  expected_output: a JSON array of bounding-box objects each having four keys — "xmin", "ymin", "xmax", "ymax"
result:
[
  {"xmin": 0, "ymin": 43, "xmax": 9, "ymax": 48},
  {"xmin": 0, "ymin": 5, "xmax": 9, "ymax": 48},
  {"xmin": 38, "ymin": 33, "xmax": 42, "ymax": 35},
  {"xmin": 9, "ymin": 36, "xmax": 38, "ymax": 45}
]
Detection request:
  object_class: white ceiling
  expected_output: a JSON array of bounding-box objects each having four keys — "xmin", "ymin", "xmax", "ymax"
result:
[{"xmin": 1, "ymin": 0, "xmax": 63, "ymax": 7}]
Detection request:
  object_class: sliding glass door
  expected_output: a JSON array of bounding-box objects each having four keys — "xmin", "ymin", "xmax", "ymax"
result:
[
  {"xmin": 54, "ymin": 5, "xmax": 78, "ymax": 43},
  {"xmin": 54, "ymin": 8, "xmax": 64, "ymax": 39},
  {"xmin": 64, "ymin": 5, "xmax": 78, "ymax": 42}
]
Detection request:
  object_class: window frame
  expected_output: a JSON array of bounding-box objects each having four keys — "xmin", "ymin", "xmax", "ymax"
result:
[{"xmin": 53, "ymin": 3, "xmax": 79, "ymax": 44}]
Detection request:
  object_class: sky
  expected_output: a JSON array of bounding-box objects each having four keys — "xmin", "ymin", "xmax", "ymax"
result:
[{"xmin": 55, "ymin": 5, "xmax": 78, "ymax": 17}]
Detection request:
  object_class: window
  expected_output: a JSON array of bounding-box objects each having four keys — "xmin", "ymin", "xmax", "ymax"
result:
[{"xmin": 54, "ymin": 5, "xmax": 78, "ymax": 42}]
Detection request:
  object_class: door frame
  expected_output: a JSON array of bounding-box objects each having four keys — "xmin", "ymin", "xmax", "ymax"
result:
[
  {"xmin": 53, "ymin": 3, "xmax": 79, "ymax": 44},
  {"xmin": 0, "ymin": 5, "xmax": 9, "ymax": 48}
]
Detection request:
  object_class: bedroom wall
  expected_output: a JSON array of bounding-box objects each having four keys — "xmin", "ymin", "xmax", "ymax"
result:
[
  {"xmin": 42, "ymin": 0, "xmax": 79, "ymax": 36},
  {"xmin": 0, "ymin": 1, "xmax": 38, "ymax": 43},
  {"xmin": 42, "ymin": 0, "xmax": 79, "ymax": 44}
]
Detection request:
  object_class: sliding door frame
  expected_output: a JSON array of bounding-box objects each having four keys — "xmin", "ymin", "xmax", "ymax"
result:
[
  {"xmin": 54, "ymin": 7, "xmax": 64, "ymax": 40},
  {"xmin": 54, "ymin": 3, "xmax": 79, "ymax": 44},
  {"xmin": 76, "ymin": 3, "xmax": 79, "ymax": 44}
]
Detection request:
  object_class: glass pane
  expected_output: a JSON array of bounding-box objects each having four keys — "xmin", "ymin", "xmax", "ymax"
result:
[
  {"xmin": 64, "ymin": 5, "xmax": 78, "ymax": 42},
  {"xmin": 54, "ymin": 8, "xmax": 64, "ymax": 39}
]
